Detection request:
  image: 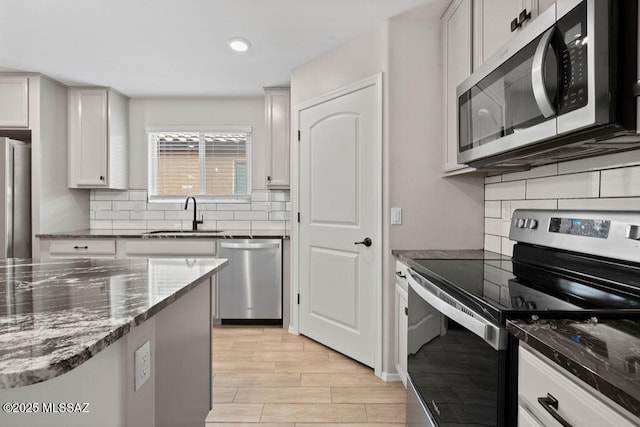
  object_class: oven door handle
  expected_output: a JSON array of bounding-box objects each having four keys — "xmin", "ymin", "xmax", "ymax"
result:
[{"xmin": 407, "ymin": 269, "xmax": 506, "ymax": 350}]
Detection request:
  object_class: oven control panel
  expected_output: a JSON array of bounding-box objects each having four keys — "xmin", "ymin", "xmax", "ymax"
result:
[{"xmin": 509, "ymin": 210, "xmax": 640, "ymax": 264}]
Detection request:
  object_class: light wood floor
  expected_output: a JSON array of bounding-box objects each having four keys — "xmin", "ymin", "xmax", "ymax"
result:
[{"xmin": 206, "ymin": 326, "xmax": 407, "ymax": 427}]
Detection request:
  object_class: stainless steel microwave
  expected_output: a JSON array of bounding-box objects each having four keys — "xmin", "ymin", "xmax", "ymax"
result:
[{"xmin": 457, "ymin": 0, "xmax": 639, "ymax": 170}]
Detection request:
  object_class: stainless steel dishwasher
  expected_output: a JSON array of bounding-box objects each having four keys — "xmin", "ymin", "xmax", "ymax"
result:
[{"xmin": 217, "ymin": 239, "xmax": 282, "ymax": 324}]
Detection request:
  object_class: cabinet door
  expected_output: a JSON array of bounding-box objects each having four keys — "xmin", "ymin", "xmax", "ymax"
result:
[
  {"xmin": 533, "ymin": 0, "xmax": 556, "ymax": 19},
  {"xmin": 442, "ymin": 0, "xmax": 474, "ymax": 173},
  {"xmin": 474, "ymin": 0, "xmax": 524, "ymax": 67},
  {"xmin": 0, "ymin": 76, "xmax": 29, "ymax": 128},
  {"xmin": 395, "ymin": 283, "xmax": 408, "ymax": 387},
  {"xmin": 69, "ymin": 89, "xmax": 108, "ymax": 187},
  {"xmin": 265, "ymin": 87, "xmax": 290, "ymax": 189}
]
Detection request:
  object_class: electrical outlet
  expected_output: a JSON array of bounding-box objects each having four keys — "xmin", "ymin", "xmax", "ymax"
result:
[{"xmin": 134, "ymin": 341, "xmax": 150, "ymax": 391}]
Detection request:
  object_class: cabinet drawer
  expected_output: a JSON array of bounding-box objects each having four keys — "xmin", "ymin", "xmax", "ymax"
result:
[
  {"xmin": 395, "ymin": 260, "xmax": 409, "ymax": 291},
  {"xmin": 49, "ymin": 239, "xmax": 116, "ymax": 257},
  {"xmin": 518, "ymin": 344, "xmax": 639, "ymax": 427},
  {"xmin": 124, "ymin": 239, "xmax": 216, "ymax": 257}
]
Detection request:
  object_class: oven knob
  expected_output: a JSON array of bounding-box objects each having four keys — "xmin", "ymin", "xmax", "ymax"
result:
[
  {"xmin": 627, "ymin": 225, "xmax": 640, "ymax": 240},
  {"xmin": 525, "ymin": 219, "xmax": 538, "ymax": 229},
  {"xmin": 516, "ymin": 218, "xmax": 525, "ymax": 228}
]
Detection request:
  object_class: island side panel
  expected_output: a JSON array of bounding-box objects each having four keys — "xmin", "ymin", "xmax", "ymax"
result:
[
  {"xmin": 0, "ymin": 336, "xmax": 129, "ymax": 426},
  {"xmin": 155, "ymin": 276, "xmax": 212, "ymax": 427}
]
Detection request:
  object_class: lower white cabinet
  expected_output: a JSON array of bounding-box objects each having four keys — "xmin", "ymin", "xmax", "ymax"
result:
[
  {"xmin": 45, "ymin": 239, "xmax": 116, "ymax": 258},
  {"xmin": 395, "ymin": 260, "xmax": 409, "ymax": 387},
  {"xmin": 518, "ymin": 344, "xmax": 640, "ymax": 427}
]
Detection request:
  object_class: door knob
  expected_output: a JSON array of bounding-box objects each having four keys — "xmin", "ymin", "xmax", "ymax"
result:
[{"xmin": 354, "ymin": 237, "xmax": 372, "ymax": 247}]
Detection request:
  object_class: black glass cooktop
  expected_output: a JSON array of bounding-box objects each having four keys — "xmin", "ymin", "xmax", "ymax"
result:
[{"xmin": 408, "ymin": 249, "xmax": 640, "ymax": 325}]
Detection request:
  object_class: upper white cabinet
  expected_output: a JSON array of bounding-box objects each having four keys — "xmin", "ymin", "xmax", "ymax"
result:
[
  {"xmin": 442, "ymin": 0, "xmax": 475, "ymax": 174},
  {"xmin": 473, "ymin": 0, "xmax": 557, "ymax": 69},
  {"xmin": 264, "ymin": 87, "xmax": 290, "ymax": 189},
  {"xmin": 0, "ymin": 76, "xmax": 29, "ymax": 128},
  {"xmin": 68, "ymin": 88, "xmax": 128, "ymax": 189}
]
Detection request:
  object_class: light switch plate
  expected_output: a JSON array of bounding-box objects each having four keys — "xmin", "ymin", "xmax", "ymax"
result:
[
  {"xmin": 391, "ymin": 207, "xmax": 402, "ymax": 225},
  {"xmin": 134, "ymin": 341, "xmax": 151, "ymax": 391}
]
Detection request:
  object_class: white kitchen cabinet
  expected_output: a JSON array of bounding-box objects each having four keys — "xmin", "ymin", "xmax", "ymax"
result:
[
  {"xmin": 123, "ymin": 239, "xmax": 216, "ymax": 257},
  {"xmin": 395, "ymin": 260, "xmax": 409, "ymax": 387},
  {"xmin": 0, "ymin": 76, "xmax": 29, "ymax": 128},
  {"xmin": 518, "ymin": 344, "xmax": 640, "ymax": 427},
  {"xmin": 473, "ymin": 0, "xmax": 556, "ymax": 69},
  {"xmin": 264, "ymin": 87, "xmax": 290, "ymax": 189},
  {"xmin": 68, "ymin": 88, "xmax": 128, "ymax": 189},
  {"xmin": 44, "ymin": 239, "xmax": 117, "ymax": 258},
  {"xmin": 442, "ymin": 0, "xmax": 475, "ymax": 175}
]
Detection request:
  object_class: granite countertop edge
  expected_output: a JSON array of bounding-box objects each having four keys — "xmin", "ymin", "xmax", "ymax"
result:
[
  {"xmin": 36, "ymin": 229, "xmax": 290, "ymax": 239},
  {"xmin": 508, "ymin": 319, "xmax": 640, "ymax": 419},
  {"xmin": 0, "ymin": 260, "xmax": 227, "ymax": 389},
  {"xmin": 392, "ymin": 249, "xmax": 508, "ymax": 264}
]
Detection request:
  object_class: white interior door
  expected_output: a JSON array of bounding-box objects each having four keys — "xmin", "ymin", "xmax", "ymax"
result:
[{"xmin": 298, "ymin": 78, "xmax": 381, "ymax": 367}]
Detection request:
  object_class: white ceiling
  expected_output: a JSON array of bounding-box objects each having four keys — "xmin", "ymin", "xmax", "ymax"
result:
[{"xmin": 0, "ymin": 0, "xmax": 434, "ymax": 97}]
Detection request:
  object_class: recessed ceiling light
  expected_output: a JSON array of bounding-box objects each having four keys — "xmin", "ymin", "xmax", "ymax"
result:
[{"xmin": 228, "ymin": 37, "xmax": 251, "ymax": 53}]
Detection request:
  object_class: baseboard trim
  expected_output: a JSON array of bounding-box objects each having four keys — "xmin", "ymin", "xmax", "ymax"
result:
[{"xmin": 380, "ymin": 371, "xmax": 402, "ymax": 382}]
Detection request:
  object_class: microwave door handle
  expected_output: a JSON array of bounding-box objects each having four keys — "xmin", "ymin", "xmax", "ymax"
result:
[{"xmin": 531, "ymin": 27, "xmax": 557, "ymax": 118}]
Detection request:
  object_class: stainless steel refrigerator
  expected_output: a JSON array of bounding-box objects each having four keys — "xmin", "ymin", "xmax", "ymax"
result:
[{"xmin": 0, "ymin": 138, "xmax": 31, "ymax": 259}]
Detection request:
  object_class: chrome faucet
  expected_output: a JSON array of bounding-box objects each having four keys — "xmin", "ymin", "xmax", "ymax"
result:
[{"xmin": 184, "ymin": 196, "xmax": 204, "ymax": 231}]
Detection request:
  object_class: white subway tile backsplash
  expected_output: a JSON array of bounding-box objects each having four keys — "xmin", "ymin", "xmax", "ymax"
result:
[
  {"xmin": 147, "ymin": 203, "xmax": 183, "ymax": 211},
  {"xmin": 484, "ymin": 234, "xmax": 501, "ymax": 253},
  {"xmin": 485, "ymin": 201, "xmax": 501, "ymax": 218},
  {"xmin": 485, "ymin": 218, "xmax": 505, "ymax": 236},
  {"xmin": 116, "ymin": 220, "xmax": 147, "ymax": 230},
  {"xmin": 235, "ymin": 211, "xmax": 269, "ymax": 221},
  {"xmin": 202, "ymin": 211, "xmax": 234, "ymax": 221},
  {"xmin": 501, "ymin": 164, "xmax": 558, "ymax": 182},
  {"xmin": 90, "ymin": 220, "xmax": 112, "ymax": 229},
  {"xmin": 164, "ymin": 210, "xmax": 193, "ymax": 220},
  {"xmin": 128, "ymin": 190, "xmax": 148, "ymax": 201},
  {"xmin": 558, "ymin": 197, "xmax": 640, "ymax": 210},
  {"xmin": 252, "ymin": 221, "xmax": 286, "ymax": 230},
  {"xmin": 485, "ymin": 175, "xmax": 502, "ymax": 184},
  {"xmin": 130, "ymin": 210, "xmax": 164, "ymax": 221},
  {"xmin": 251, "ymin": 202, "xmax": 270, "ymax": 212},
  {"xmin": 94, "ymin": 190, "xmax": 129, "ymax": 201},
  {"xmin": 507, "ymin": 199, "xmax": 557, "ymax": 217},
  {"xmin": 95, "ymin": 211, "xmax": 130, "ymax": 220},
  {"xmin": 501, "ymin": 237, "xmax": 515, "ymax": 256},
  {"xmin": 485, "ymin": 181, "xmax": 526, "ymax": 201},
  {"xmin": 217, "ymin": 203, "xmax": 251, "ymax": 211},
  {"xmin": 217, "ymin": 220, "xmax": 251, "ymax": 230},
  {"xmin": 559, "ymin": 149, "xmax": 640, "ymax": 175},
  {"xmin": 601, "ymin": 166, "xmax": 640, "ymax": 197},
  {"xmin": 89, "ymin": 190, "xmax": 290, "ymax": 231},
  {"xmin": 269, "ymin": 211, "xmax": 290, "ymax": 221},
  {"xmin": 251, "ymin": 191, "xmax": 270, "ymax": 202},
  {"xmin": 526, "ymin": 172, "xmax": 599, "ymax": 199},
  {"xmin": 90, "ymin": 201, "xmax": 112, "ymax": 211}
]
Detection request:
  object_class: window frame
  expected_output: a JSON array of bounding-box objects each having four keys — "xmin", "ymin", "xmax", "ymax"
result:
[{"xmin": 147, "ymin": 125, "xmax": 252, "ymax": 204}]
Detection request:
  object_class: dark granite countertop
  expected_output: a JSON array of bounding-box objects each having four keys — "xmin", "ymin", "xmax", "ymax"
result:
[
  {"xmin": 0, "ymin": 257, "xmax": 227, "ymax": 388},
  {"xmin": 392, "ymin": 249, "xmax": 508, "ymax": 264},
  {"xmin": 37, "ymin": 229, "xmax": 289, "ymax": 239},
  {"xmin": 508, "ymin": 318, "xmax": 640, "ymax": 419}
]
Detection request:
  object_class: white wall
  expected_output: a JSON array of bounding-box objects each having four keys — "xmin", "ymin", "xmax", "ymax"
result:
[
  {"xmin": 128, "ymin": 97, "xmax": 266, "ymax": 190},
  {"xmin": 290, "ymin": 2, "xmax": 484, "ymax": 377},
  {"xmin": 484, "ymin": 150, "xmax": 640, "ymax": 255}
]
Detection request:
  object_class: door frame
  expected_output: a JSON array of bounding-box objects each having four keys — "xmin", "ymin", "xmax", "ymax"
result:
[{"xmin": 290, "ymin": 73, "xmax": 383, "ymax": 377}]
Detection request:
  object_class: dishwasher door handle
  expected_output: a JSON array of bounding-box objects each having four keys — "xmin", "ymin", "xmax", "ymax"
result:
[{"xmin": 220, "ymin": 242, "xmax": 280, "ymax": 250}]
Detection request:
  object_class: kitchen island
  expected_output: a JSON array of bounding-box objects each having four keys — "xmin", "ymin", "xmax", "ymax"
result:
[{"xmin": 0, "ymin": 257, "xmax": 226, "ymax": 427}]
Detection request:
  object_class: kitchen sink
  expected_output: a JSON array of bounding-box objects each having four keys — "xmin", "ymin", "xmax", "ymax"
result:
[{"xmin": 143, "ymin": 230, "xmax": 224, "ymax": 235}]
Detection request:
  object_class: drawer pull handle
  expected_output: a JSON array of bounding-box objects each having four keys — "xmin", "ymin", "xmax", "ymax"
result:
[
  {"xmin": 396, "ymin": 271, "xmax": 406, "ymax": 279},
  {"xmin": 537, "ymin": 393, "xmax": 572, "ymax": 427},
  {"xmin": 73, "ymin": 246, "xmax": 89, "ymax": 250}
]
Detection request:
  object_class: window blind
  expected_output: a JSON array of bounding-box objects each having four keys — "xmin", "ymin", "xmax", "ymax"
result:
[{"xmin": 149, "ymin": 131, "xmax": 250, "ymax": 199}]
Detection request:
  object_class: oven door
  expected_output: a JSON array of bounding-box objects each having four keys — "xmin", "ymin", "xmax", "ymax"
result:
[{"xmin": 406, "ymin": 270, "xmax": 509, "ymax": 427}]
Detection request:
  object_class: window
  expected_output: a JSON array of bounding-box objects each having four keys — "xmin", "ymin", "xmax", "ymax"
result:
[{"xmin": 148, "ymin": 128, "xmax": 251, "ymax": 201}]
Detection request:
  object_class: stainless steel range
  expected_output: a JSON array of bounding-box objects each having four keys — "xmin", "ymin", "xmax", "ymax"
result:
[{"xmin": 405, "ymin": 210, "xmax": 640, "ymax": 427}]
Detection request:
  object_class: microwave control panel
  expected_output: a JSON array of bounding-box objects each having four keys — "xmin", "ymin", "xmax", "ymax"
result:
[{"xmin": 557, "ymin": 2, "xmax": 588, "ymax": 115}]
